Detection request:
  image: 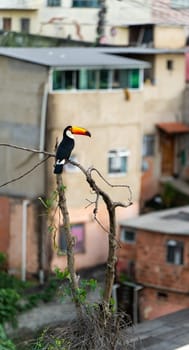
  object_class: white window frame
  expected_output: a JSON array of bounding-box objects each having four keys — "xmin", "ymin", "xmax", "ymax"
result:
[
  {"xmin": 166, "ymin": 240, "xmax": 184, "ymax": 265},
  {"xmin": 120, "ymin": 227, "xmax": 136, "ymax": 243},
  {"xmin": 108, "ymin": 149, "xmax": 130, "ymax": 176}
]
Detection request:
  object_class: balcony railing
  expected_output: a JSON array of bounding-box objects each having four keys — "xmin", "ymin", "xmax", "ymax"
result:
[{"xmin": 0, "ymin": 0, "xmax": 40, "ymax": 10}]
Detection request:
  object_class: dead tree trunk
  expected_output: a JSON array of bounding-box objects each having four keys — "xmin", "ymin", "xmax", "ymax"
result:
[{"xmin": 56, "ymin": 173, "xmax": 83, "ymax": 319}]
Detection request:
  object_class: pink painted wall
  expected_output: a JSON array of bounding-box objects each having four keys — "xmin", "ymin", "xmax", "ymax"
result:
[{"xmin": 51, "ymin": 201, "xmax": 139, "ymax": 272}]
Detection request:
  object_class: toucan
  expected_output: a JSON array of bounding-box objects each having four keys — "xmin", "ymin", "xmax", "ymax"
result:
[{"xmin": 54, "ymin": 125, "xmax": 91, "ymax": 174}]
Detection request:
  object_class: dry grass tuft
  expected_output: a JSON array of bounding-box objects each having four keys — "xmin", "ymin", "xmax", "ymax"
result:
[{"xmin": 39, "ymin": 306, "xmax": 135, "ymax": 350}]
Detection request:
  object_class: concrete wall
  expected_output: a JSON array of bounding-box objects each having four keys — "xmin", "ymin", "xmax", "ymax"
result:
[
  {"xmin": 0, "ymin": 10, "xmax": 39, "ymax": 33},
  {"xmin": 0, "ymin": 1, "xmax": 188, "ymax": 45},
  {"xmin": 143, "ymin": 54, "xmax": 185, "ymax": 133},
  {"xmin": 0, "ymin": 56, "xmax": 48, "ymax": 198},
  {"xmin": 154, "ymin": 26, "xmax": 186, "ymax": 49},
  {"xmin": 140, "ymin": 53, "xmax": 185, "ymax": 201},
  {"xmin": 47, "ymin": 90, "xmax": 143, "ymax": 206},
  {"xmin": 0, "ymin": 0, "xmax": 151, "ymax": 42},
  {"xmin": 46, "ymin": 89, "xmax": 142, "ymax": 271}
]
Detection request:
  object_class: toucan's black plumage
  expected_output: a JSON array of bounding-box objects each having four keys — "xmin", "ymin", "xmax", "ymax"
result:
[{"xmin": 54, "ymin": 125, "xmax": 91, "ymax": 174}]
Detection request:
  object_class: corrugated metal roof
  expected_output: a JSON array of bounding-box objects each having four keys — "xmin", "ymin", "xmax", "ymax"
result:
[
  {"xmin": 156, "ymin": 122, "xmax": 189, "ymax": 134},
  {"xmin": 0, "ymin": 47, "xmax": 151, "ymax": 69},
  {"xmin": 119, "ymin": 206, "xmax": 189, "ymax": 235}
]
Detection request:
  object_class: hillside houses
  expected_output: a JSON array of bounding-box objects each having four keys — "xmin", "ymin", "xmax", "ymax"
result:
[
  {"xmin": 0, "ymin": 3, "xmax": 188, "ymax": 312},
  {"xmin": 0, "ymin": 47, "xmax": 149, "ymax": 277},
  {"xmin": 0, "ymin": 0, "xmax": 189, "ymax": 44}
]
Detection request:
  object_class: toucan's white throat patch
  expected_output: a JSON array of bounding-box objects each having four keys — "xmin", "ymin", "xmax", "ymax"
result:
[{"xmin": 66, "ymin": 130, "xmax": 74, "ymax": 139}]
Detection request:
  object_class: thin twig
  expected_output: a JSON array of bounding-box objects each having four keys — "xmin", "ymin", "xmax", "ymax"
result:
[
  {"xmin": 0, "ymin": 142, "xmax": 55, "ymax": 157},
  {"xmin": 0, "ymin": 155, "xmax": 50, "ymax": 188}
]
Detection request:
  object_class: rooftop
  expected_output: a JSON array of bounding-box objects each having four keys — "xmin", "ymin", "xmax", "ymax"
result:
[
  {"xmin": 156, "ymin": 122, "xmax": 189, "ymax": 134},
  {"xmin": 0, "ymin": 47, "xmax": 150, "ymax": 69},
  {"xmin": 133, "ymin": 307, "xmax": 189, "ymax": 350},
  {"xmin": 98, "ymin": 46, "xmax": 188, "ymax": 55},
  {"xmin": 120, "ymin": 206, "xmax": 189, "ymax": 235}
]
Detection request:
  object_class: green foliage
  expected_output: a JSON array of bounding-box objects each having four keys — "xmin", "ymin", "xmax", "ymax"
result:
[
  {"xmin": 119, "ymin": 272, "xmax": 132, "ymax": 283},
  {"xmin": 0, "ymin": 288, "xmax": 20, "ymax": 327},
  {"xmin": 0, "ymin": 271, "xmax": 26, "ymax": 291},
  {"xmin": 21, "ymin": 278, "xmax": 60, "ymax": 310},
  {"xmin": 38, "ymin": 191, "xmax": 57, "ymax": 209},
  {"xmin": 162, "ymin": 182, "xmax": 189, "ymax": 208},
  {"xmin": 0, "ymin": 253, "xmax": 7, "ymax": 271},
  {"xmin": 55, "ymin": 266, "xmax": 98, "ymax": 304},
  {"xmin": 54, "ymin": 267, "xmax": 70, "ymax": 281},
  {"xmin": 33, "ymin": 328, "xmax": 70, "ymax": 350},
  {"xmin": 0, "ymin": 325, "xmax": 16, "ymax": 350}
]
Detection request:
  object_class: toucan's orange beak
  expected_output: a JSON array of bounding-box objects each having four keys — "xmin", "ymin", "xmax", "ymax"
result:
[{"xmin": 71, "ymin": 126, "xmax": 91, "ymax": 137}]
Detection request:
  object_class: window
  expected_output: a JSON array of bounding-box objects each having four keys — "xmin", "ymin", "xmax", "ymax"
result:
[
  {"xmin": 167, "ymin": 60, "xmax": 174, "ymax": 71},
  {"xmin": 129, "ymin": 69, "xmax": 140, "ymax": 89},
  {"xmin": 171, "ymin": 0, "xmax": 189, "ymax": 8},
  {"xmin": 99, "ymin": 70, "xmax": 109, "ymax": 89},
  {"xmin": 3, "ymin": 18, "xmax": 12, "ymax": 31},
  {"xmin": 52, "ymin": 69, "xmax": 141, "ymax": 91},
  {"xmin": 59, "ymin": 223, "xmax": 85, "ymax": 254},
  {"xmin": 47, "ymin": 0, "xmax": 61, "ymax": 6},
  {"xmin": 72, "ymin": 0, "xmax": 100, "ymax": 8},
  {"xmin": 166, "ymin": 240, "xmax": 184, "ymax": 265},
  {"xmin": 142, "ymin": 134, "xmax": 155, "ymax": 156},
  {"xmin": 108, "ymin": 149, "xmax": 130, "ymax": 175},
  {"xmin": 20, "ymin": 18, "xmax": 30, "ymax": 33},
  {"xmin": 112, "ymin": 70, "xmax": 128, "ymax": 89},
  {"xmin": 120, "ymin": 227, "xmax": 136, "ymax": 243},
  {"xmin": 78, "ymin": 69, "xmax": 97, "ymax": 90},
  {"xmin": 53, "ymin": 70, "xmax": 78, "ymax": 90}
]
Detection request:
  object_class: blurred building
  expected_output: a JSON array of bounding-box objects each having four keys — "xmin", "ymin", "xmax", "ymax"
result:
[
  {"xmin": 0, "ymin": 47, "xmax": 148, "ymax": 277},
  {"xmin": 0, "ymin": 1, "xmax": 188, "ymax": 44},
  {"xmin": 0, "ymin": 5, "xmax": 188, "ymax": 283},
  {"xmin": 118, "ymin": 206, "xmax": 189, "ymax": 321}
]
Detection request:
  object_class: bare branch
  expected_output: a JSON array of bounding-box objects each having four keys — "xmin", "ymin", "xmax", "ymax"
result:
[
  {"xmin": 68, "ymin": 159, "xmax": 133, "ymax": 309},
  {"xmin": 69, "ymin": 160, "xmax": 132, "ymax": 209},
  {"xmin": 0, "ymin": 143, "xmax": 55, "ymax": 157},
  {"xmin": 0, "ymin": 155, "xmax": 50, "ymax": 188}
]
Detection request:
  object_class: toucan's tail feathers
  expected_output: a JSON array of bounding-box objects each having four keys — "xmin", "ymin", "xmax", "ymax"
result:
[{"xmin": 54, "ymin": 164, "xmax": 63, "ymax": 174}]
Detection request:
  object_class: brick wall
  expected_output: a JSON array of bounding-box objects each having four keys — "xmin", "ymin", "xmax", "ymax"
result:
[
  {"xmin": 135, "ymin": 230, "xmax": 189, "ymax": 293},
  {"xmin": 139, "ymin": 287, "xmax": 189, "ymax": 321}
]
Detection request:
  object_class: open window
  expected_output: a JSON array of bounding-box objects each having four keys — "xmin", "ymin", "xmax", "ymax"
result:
[{"xmin": 166, "ymin": 240, "xmax": 184, "ymax": 265}]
